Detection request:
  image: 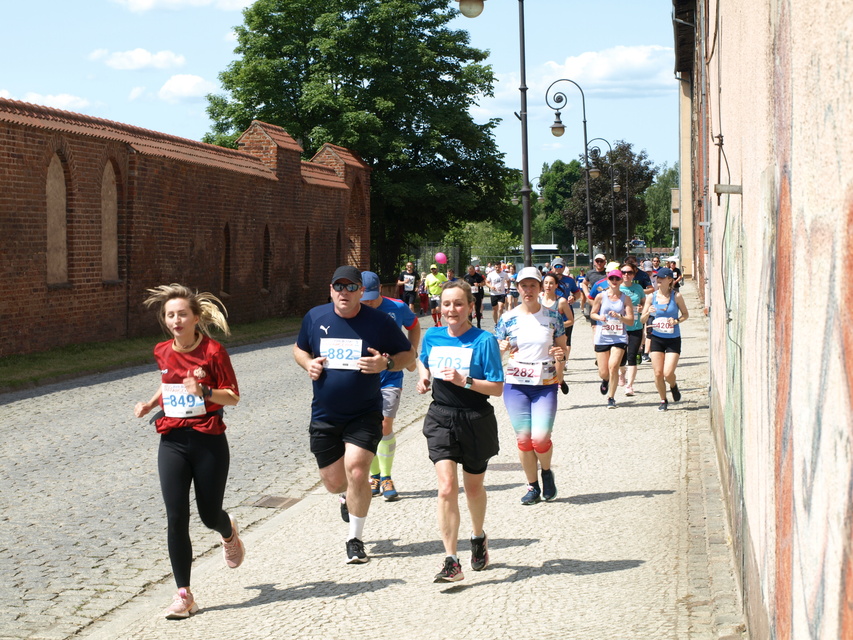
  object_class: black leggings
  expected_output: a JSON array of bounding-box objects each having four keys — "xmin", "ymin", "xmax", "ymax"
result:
[
  {"xmin": 473, "ymin": 293, "xmax": 484, "ymax": 321},
  {"xmin": 158, "ymin": 428, "xmax": 232, "ymax": 588},
  {"xmin": 626, "ymin": 329, "xmax": 644, "ymax": 365}
]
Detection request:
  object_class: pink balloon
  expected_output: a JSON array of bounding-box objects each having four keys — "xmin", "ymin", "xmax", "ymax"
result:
[{"xmin": 435, "ymin": 252, "xmax": 447, "ymax": 264}]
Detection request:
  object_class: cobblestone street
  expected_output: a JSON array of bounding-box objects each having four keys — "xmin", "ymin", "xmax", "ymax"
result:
[{"xmin": 0, "ymin": 281, "xmax": 745, "ymax": 639}]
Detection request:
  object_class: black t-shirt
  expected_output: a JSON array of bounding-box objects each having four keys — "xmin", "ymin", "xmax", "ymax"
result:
[
  {"xmin": 296, "ymin": 303, "xmax": 412, "ymax": 422},
  {"xmin": 671, "ymin": 267, "xmax": 682, "ymax": 289},
  {"xmin": 463, "ymin": 272, "xmax": 485, "ymax": 295},
  {"xmin": 633, "ymin": 269, "xmax": 652, "ymax": 289},
  {"xmin": 399, "ymin": 270, "xmax": 419, "ymax": 292}
]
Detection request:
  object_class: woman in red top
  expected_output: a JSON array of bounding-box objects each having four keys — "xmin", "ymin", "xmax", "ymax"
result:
[{"xmin": 134, "ymin": 284, "xmax": 243, "ymax": 619}]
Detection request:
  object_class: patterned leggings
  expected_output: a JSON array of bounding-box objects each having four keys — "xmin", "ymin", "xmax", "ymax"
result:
[{"xmin": 502, "ymin": 384, "xmax": 558, "ymax": 453}]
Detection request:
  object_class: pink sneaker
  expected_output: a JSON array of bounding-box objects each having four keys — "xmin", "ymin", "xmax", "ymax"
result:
[
  {"xmin": 222, "ymin": 515, "xmax": 245, "ymax": 569},
  {"xmin": 625, "ymin": 385, "xmax": 635, "ymax": 396},
  {"xmin": 164, "ymin": 588, "xmax": 198, "ymax": 619},
  {"xmin": 618, "ymin": 373, "xmax": 626, "ymax": 387}
]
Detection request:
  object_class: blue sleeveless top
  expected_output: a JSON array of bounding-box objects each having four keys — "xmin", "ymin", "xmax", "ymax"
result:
[{"xmin": 650, "ymin": 291, "xmax": 681, "ymax": 338}]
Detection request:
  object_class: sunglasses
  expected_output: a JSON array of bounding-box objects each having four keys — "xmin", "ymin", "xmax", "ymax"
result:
[
  {"xmin": 621, "ymin": 270, "xmax": 634, "ymax": 275},
  {"xmin": 554, "ymin": 264, "xmax": 565, "ymax": 269},
  {"xmin": 332, "ymin": 282, "xmax": 360, "ymax": 292},
  {"xmin": 608, "ymin": 276, "xmax": 623, "ymax": 281}
]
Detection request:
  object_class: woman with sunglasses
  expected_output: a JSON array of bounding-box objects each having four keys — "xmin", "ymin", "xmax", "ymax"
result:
[
  {"xmin": 133, "ymin": 284, "xmax": 243, "ymax": 619},
  {"xmin": 617, "ymin": 263, "xmax": 646, "ymax": 396},
  {"xmin": 495, "ymin": 268, "xmax": 568, "ymax": 504},
  {"xmin": 640, "ymin": 267, "xmax": 689, "ymax": 411},
  {"xmin": 417, "ymin": 281, "xmax": 504, "ymax": 583},
  {"xmin": 540, "ymin": 271, "xmax": 573, "ymax": 393},
  {"xmin": 590, "ymin": 270, "xmax": 634, "ymax": 409}
]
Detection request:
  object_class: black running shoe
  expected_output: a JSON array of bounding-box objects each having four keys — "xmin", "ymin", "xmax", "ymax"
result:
[
  {"xmin": 658, "ymin": 400, "xmax": 668, "ymax": 412},
  {"xmin": 470, "ymin": 534, "xmax": 489, "ymax": 571},
  {"xmin": 607, "ymin": 397, "xmax": 617, "ymax": 409},
  {"xmin": 521, "ymin": 484, "xmax": 541, "ymax": 505},
  {"xmin": 339, "ymin": 494, "xmax": 349, "ymax": 523},
  {"xmin": 671, "ymin": 385, "xmax": 681, "ymax": 402},
  {"xmin": 541, "ymin": 469, "xmax": 557, "ymax": 502},
  {"xmin": 434, "ymin": 556, "xmax": 464, "ymax": 582},
  {"xmin": 346, "ymin": 538, "xmax": 369, "ymax": 564},
  {"xmin": 599, "ymin": 379, "xmax": 609, "ymax": 395},
  {"xmin": 560, "ymin": 381, "xmax": 569, "ymax": 395}
]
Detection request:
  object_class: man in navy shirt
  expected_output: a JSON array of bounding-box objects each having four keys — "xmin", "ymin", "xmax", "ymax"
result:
[{"xmin": 294, "ymin": 266, "xmax": 416, "ymax": 564}]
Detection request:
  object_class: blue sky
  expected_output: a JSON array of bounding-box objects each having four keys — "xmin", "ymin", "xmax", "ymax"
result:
[{"xmin": 1, "ymin": 0, "xmax": 678, "ymax": 178}]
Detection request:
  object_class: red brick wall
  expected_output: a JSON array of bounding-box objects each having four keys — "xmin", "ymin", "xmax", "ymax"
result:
[{"xmin": 0, "ymin": 113, "xmax": 371, "ymax": 356}]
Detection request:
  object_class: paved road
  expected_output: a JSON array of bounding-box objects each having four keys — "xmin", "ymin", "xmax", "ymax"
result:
[{"xmin": 0, "ymin": 282, "xmax": 746, "ymax": 639}]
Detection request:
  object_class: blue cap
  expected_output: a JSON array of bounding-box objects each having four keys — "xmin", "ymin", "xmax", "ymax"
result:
[
  {"xmin": 656, "ymin": 267, "xmax": 674, "ymax": 279},
  {"xmin": 361, "ymin": 271, "xmax": 381, "ymax": 301}
]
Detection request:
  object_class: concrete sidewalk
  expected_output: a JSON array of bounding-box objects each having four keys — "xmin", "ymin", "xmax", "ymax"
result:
[{"xmin": 78, "ymin": 281, "xmax": 745, "ymax": 640}]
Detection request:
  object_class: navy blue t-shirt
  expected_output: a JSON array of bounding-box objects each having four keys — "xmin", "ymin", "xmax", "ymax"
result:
[{"xmin": 296, "ymin": 303, "xmax": 412, "ymax": 422}]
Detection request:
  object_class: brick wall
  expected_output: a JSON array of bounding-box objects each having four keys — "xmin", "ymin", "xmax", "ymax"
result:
[{"xmin": 0, "ymin": 100, "xmax": 371, "ymax": 356}]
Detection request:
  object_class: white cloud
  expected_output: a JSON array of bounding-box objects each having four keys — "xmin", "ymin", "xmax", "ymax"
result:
[
  {"xmin": 0, "ymin": 89, "xmax": 11, "ymax": 99},
  {"xmin": 128, "ymin": 86, "xmax": 147, "ymax": 101},
  {"xmin": 89, "ymin": 48, "xmax": 185, "ymax": 70},
  {"xmin": 158, "ymin": 74, "xmax": 216, "ymax": 102},
  {"xmin": 23, "ymin": 92, "xmax": 91, "ymax": 110},
  {"xmin": 541, "ymin": 45, "xmax": 676, "ymax": 99},
  {"xmin": 111, "ymin": 0, "xmax": 253, "ymax": 12}
]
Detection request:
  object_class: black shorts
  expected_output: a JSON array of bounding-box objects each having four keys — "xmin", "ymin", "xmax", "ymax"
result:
[
  {"xmin": 401, "ymin": 290, "xmax": 418, "ymax": 306},
  {"xmin": 626, "ymin": 329, "xmax": 643, "ymax": 364},
  {"xmin": 594, "ymin": 342, "xmax": 628, "ymax": 366},
  {"xmin": 422, "ymin": 402, "xmax": 499, "ymax": 475},
  {"xmin": 650, "ymin": 334, "xmax": 682, "ymax": 354},
  {"xmin": 429, "ymin": 295, "xmax": 441, "ymax": 309},
  {"xmin": 309, "ymin": 411, "xmax": 383, "ymax": 469},
  {"xmin": 564, "ymin": 324, "xmax": 573, "ymax": 346},
  {"xmin": 490, "ymin": 294, "xmax": 506, "ymax": 307}
]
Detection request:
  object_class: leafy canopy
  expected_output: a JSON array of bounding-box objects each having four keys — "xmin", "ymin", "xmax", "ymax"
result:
[{"xmin": 205, "ymin": 0, "xmax": 513, "ymax": 278}]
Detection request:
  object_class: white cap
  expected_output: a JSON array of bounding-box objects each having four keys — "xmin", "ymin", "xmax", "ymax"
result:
[{"xmin": 517, "ymin": 266, "xmax": 543, "ymax": 283}]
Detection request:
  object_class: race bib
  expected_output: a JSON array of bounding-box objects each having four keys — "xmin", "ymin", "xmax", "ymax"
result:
[
  {"xmin": 600, "ymin": 317, "xmax": 625, "ymax": 336},
  {"xmin": 505, "ymin": 360, "xmax": 544, "ymax": 385},
  {"xmin": 403, "ymin": 274, "xmax": 415, "ymax": 291},
  {"xmin": 653, "ymin": 317, "xmax": 675, "ymax": 334},
  {"xmin": 428, "ymin": 345, "xmax": 472, "ymax": 378},
  {"xmin": 471, "ymin": 285, "xmax": 479, "ymax": 293},
  {"xmin": 320, "ymin": 338, "xmax": 363, "ymax": 370},
  {"xmin": 162, "ymin": 383, "xmax": 206, "ymax": 418}
]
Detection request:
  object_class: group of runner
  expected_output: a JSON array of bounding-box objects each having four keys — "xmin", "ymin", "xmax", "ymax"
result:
[{"xmin": 134, "ymin": 254, "xmax": 687, "ymax": 615}]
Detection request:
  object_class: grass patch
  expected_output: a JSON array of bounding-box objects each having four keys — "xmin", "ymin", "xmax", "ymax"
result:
[{"xmin": 0, "ymin": 316, "xmax": 302, "ymax": 391}]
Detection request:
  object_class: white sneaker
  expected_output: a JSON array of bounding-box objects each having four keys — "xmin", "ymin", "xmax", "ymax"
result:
[{"xmin": 625, "ymin": 385, "xmax": 635, "ymax": 396}]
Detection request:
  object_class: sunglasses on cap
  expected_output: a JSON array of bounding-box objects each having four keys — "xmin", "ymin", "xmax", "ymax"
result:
[{"xmin": 332, "ymin": 282, "xmax": 360, "ymax": 292}]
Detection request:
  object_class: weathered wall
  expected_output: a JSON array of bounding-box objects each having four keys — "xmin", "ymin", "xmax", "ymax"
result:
[
  {"xmin": 679, "ymin": 1, "xmax": 853, "ymax": 637},
  {"xmin": 0, "ymin": 100, "xmax": 371, "ymax": 356}
]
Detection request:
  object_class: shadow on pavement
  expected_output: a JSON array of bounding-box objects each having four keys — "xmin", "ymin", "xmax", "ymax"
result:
[
  {"xmin": 201, "ymin": 578, "xmax": 406, "ymax": 611},
  {"xmin": 369, "ymin": 536, "xmax": 540, "ymax": 559},
  {"xmin": 560, "ymin": 489, "xmax": 675, "ymax": 505},
  {"xmin": 439, "ymin": 558, "xmax": 646, "ymax": 592}
]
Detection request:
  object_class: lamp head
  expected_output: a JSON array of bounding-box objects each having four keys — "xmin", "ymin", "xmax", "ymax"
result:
[
  {"xmin": 549, "ymin": 112, "xmax": 565, "ymax": 137},
  {"xmin": 613, "ymin": 183, "xmax": 622, "ymax": 193},
  {"xmin": 458, "ymin": 0, "xmax": 485, "ymax": 18},
  {"xmin": 588, "ymin": 166, "xmax": 601, "ymax": 179},
  {"xmin": 511, "ymin": 196, "xmax": 520, "ymax": 205}
]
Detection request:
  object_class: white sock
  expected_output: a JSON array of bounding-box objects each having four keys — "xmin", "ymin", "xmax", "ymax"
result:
[
  {"xmin": 471, "ymin": 532, "xmax": 485, "ymax": 540},
  {"xmin": 348, "ymin": 515, "xmax": 366, "ymax": 541}
]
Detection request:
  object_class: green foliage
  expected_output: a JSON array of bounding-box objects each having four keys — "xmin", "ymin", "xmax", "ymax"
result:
[
  {"xmin": 637, "ymin": 162, "xmax": 679, "ymax": 248},
  {"xmin": 205, "ymin": 0, "xmax": 513, "ymax": 279},
  {"xmin": 535, "ymin": 159, "xmax": 582, "ymax": 248},
  {"xmin": 443, "ymin": 221, "xmax": 520, "ymax": 261}
]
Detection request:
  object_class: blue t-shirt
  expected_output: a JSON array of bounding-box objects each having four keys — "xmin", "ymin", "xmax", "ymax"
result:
[
  {"xmin": 556, "ymin": 275, "xmax": 579, "ymax": 300},
  {"xmin": 620, "ymin": 283, "xmax": 646, "ymax": 331},
  {"xmin": 419, "ymin": 326, "xmax": 503, "ymax": 409},
  {"xmin": 375, "ymin": 296, "xmax": 418, "ymax": 389},
  {"xmin": 589, "ymin": 278, "xmax": 610, "ymax": 301},
  {"xmin": 297, "ymin": 303, "xmax": 412, "ymax": 422}
]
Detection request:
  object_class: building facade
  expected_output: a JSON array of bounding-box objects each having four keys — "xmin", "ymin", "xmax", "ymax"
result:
[
  {"xmin": 0, "ymin": 98, "xmax": 370, "ymax": 356},
  {"xmin": 674, "ymin": 2, "xmax": 853, "ymax": 638}
]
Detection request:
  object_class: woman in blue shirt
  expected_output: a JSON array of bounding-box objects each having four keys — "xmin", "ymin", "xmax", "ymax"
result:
[{"xmin": 417, "ymin": 281, "xmax": 504, "ymax": 583}]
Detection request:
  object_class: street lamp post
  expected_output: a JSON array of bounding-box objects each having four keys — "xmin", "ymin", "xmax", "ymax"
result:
[
  {"xmin": 587, "ymin": 137, "xmax": 619, "ymax": 258},
  {"xmin": 458, "ymin": 0, "xmax": 533, "ymax": 267},
  {"xmin": 545, "ymin": 79, "xmax": 594, "ymax": 267}
]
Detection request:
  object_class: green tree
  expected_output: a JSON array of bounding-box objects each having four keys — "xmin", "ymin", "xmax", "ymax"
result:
[
  {"xmin": 537, "ymin": 159, "xmax": 582, "ymax": 250},
  {"xmin": 442, "ymin": 221, "xmax": 520, "ymax": 262},
  {"xmin": 558, "ymin": 141, "xmax": 656, "ymax": 258},
  {"xmin": 637, "ymin": 162, "xmax": 679, "ymax": 248},
  {"xmin": 205, "ymin": 0, "xmax": 512, "ymax": 278}
]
